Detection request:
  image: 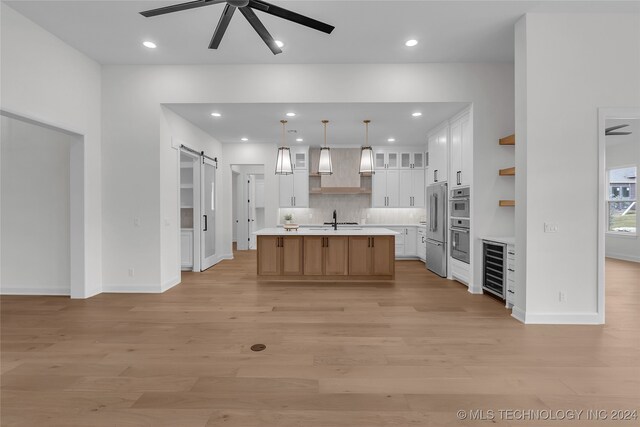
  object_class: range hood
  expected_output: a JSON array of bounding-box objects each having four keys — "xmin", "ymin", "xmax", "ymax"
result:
[{"xmin": 310, "ymin": 148, "xmax": 371, "ymax": 195}]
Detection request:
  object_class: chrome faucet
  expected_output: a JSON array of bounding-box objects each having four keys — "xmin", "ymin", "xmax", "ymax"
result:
[{"xmin": 332, "ymin": 210, "xmax": 338, "ymax": 231}]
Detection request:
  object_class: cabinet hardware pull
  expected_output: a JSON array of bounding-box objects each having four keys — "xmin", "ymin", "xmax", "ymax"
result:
[
  {"xmin": 434, "ymin": 169, "xmax": 438, "ymax": 182},
  {"xmin": 457, "ymin": 171, "xmax": 462, "ymax": 186},
  {"xmin": 203, "ymin": 215, "xmax": 208, "ymax": 231}
]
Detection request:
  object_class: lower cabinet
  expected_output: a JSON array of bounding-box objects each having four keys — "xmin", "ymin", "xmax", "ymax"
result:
[
  {"xmin": 258, "ymin": 235, "xmax": 394, "ymax": 279},
  {"xmin": 181, "ymin": 229, "xmax": 193, "ymax": 270},
  {"xmin": 348, "ymin": 236, "xmax": 395, "ymax": 277},
  {"xmin": 303, "ymin": 236, "xmax": 349, "ymax": 276}
]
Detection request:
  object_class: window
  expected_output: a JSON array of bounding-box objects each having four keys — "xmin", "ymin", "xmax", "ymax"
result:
[{"xmin": 607, "ymin": 166, "xmax": 637, "ymax": 234}]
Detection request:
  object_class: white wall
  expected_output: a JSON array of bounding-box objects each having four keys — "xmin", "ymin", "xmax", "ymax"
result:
[
  {"xmin": 605, "ymin": 136, "xmax": 640, "ymax": 262},
  {"xmin": 100, "ymin": 63, "xmax": 514, "ymax": 291},
  {"xmin": 0, "ymin": 116, "xmax": 77, "ymax": 294},
  {"xmin": 230, "ymin": 164, "xmax": 265, "ymax": 250},
  {"xmin": 0, "ymin": 3, "xmax": 102, "ymax": 298},
  {"xmin": 515, "ymin": 13, "xmax": 640, "ymax": 323}
]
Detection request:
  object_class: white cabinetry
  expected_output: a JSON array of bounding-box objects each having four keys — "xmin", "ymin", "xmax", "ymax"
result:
[
  {"xmin": 400, "ymin": 152, "xmax": 425, "ymax": 169},
  {"xmin": 427, "ymin": 127, "xmax": 448, "ymax": 185},
  {"xmin": 417, "ymin": 226, "xmax": 426, "ymax": 261},
  {"xmin": 375, "ymin": 151, "xmax": 399, "ymax": 170},
  {"xmin": 449, "ymin": 113, "xmax": 472, "ymax": 188},
  {"xmin": 372, "ymin": 170, "xmax": 399, "ymax": 208},
  {"xmin": 279, "ymin": 147, "xmax": 309, "ymax": 208},
  {"xmin": 390, "ymin": 226, "xmax": 418, "ymax": 257},
  {"xmin": 399, "ymin": 169, "xmax": 425, "ymax": 208},
  {"xmin": 181, "ymin": 229, "xmax": 193, "ymax": 270}
]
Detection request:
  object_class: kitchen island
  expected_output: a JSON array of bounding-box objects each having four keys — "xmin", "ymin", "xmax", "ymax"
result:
[{"xmin": 254, "ymin": 227, "xmax": 399, "ymax": 280}]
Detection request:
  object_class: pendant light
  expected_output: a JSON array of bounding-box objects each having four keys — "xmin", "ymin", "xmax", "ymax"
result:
[
  {"xmin": 318, "ymin": 120, "xmax": 333, "ymax": 175},
  {"xmin": 359, "ymin": 119, "xmax": 375, "ymax": 175},
  {"xmin": 275, "ymin": 119, "xmax": 293, "ymax": 175}
]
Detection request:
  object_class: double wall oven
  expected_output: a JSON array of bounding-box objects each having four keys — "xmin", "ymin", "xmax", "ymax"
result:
[{"xmin": 450, "ymin": 187, "xmax": 470, "ymax": 264}]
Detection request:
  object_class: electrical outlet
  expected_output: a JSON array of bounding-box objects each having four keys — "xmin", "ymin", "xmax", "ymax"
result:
[
  {"xmin": 559, "ymin": 291, "xmax": 566, "ymax": 302},
  {"xmin": 128, "ymin": 268, "xmax": 135, "ymax": 277},
  {"xmin": 544, "ymin": 223, "xmax": 559, "ymax": 233}
]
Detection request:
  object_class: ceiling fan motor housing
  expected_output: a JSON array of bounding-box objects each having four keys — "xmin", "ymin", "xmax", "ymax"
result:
[{"xmin": 228, "ymin": 0, "xmax": 250, "ymax": 7}]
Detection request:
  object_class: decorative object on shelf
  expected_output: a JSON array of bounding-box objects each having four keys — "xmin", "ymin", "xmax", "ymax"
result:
[
  {"xmin": 318, "ymin": 120, "xmax": 333, "ymax": 175},
  {"xmin": 359, "ymin": 120, "xmax": 375, "ymax": 175},
  {"xmin": 140, "ymin": 0, "xmax": 334, "ymax": 56},
  {"xmin": 283, "ymin": 224, "xmax": 299, "ymax": 231},
  {"xmin": 275, "ymin": 120, "xmax": 293, "ymax": 175},
  {"xmin": 284, "ymin": 213, "xmax": 293, "ymax": 224}
]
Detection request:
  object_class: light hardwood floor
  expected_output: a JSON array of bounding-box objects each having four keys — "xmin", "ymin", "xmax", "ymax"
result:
[{"xmin": 1, "ymin": 255, "xmax": 639, "ymax": 426}]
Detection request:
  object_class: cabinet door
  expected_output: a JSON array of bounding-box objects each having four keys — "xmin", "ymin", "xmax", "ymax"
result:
[
  {"xmin": 279, "ymin": 174, "xmax": 294, "ymax": 207},
  {"xmin": 399, "ymin": 170, "xmax": 413, "ymax": 207},
  {"xmin": 303, "ymin": 236, "xmax": 324, "ymax": 276},
  {"xmin": 292, "ymin": 150, "xmax": 308, "ymax": 170},
  {"xmin": 372, "ymin": 171, "xmax": 387, "ymax": 207},
  {"xmin": 181, "ymin": 231, "xmax": 193, "ymax": 268},
  {"xmin": 460, "ymin": 115, "xmax": 472, "ymax": 187},
  {"xmin": 436, "ymin": 127, "xmax": 448, "ymax": 182},
  {"xmin": 412, "ymin": 169, "xmax": 425, "ymax": 208},
  {"xmin": 427, "ymin": 135, "xmax": 437, "ymax": 185},
  {"xmin": 387, "ymin": 152, "xmax": 399, "ymax": 169},
  {"xmin": 325, "ymin": 236, "xmax": 349, "ymax": 276},
  {"xmin": 412, "ymin": 152, "xmax": 424, "ymax": 169},
  {"xmin": 375, "ymin": 152, "xmax": 386, "ymax": 170},
  {"xmin": 386, "ymin": 170, "xmax": 400, "ymax": 207},
  {"xmin": 257, "ymin": 236, "xmax": 281, "ymax": 275},
  {"xmin": 400, "ymin": 152, "xmax": 412, "ymax": 169},
  {"xmin": 282, "ymin": 236, "xmax": 303, "ymax": 275},
  {"xmin": 372, "ymin": 236, "xmax": 394, "ymax": 276},
  {"xmin": 349, "ymin": 237, "xmax": 372, "ymax": 275},
  {"xmin": 292, "ymin": 169, "xmax": 309, "ymax": 207},
  {"xmin": 404, "ymin": 227, "xmax": 417, "ymax": 256},
  {"xmin": 450, "ymin": 119, "xmax": 463, "ymax": 187}
]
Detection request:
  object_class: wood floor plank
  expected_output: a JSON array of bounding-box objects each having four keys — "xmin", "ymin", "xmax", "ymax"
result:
[{"xmin": 1, "ymin": 253, "xmax": 638, "ymax": 426}]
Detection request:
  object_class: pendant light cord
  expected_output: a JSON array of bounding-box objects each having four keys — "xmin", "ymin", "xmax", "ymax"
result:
[
  {"xmin": 280, "ymin": 119, "xmax": 287, "ymax": 147},
  {"xmin": 322, "ymin": 120, "xmax": 329, "ymax": 147},
  {"xmin": 364, "ymin": 119, "xmax": 371, "ymax": 146}
]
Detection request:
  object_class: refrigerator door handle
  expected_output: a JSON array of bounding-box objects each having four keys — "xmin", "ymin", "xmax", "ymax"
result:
[{"xmin": 433, "ymin": 194, "xmax": 438, "ymax": 233}]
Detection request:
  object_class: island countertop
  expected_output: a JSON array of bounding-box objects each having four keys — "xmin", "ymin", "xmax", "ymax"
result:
[{"xmin": 254, "ymin": 227, "xmax": 400, "ymax": 236}]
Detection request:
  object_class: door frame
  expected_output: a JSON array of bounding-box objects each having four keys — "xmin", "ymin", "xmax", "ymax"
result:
[
  {"xmin": 597, "ymin": 107, "xmax": 640, "ymax": 325},
  {"xmin": 178, "ymin": 148, "xmax": 201, "ymax": 272},
  {"xmin": 201, "ymin": 156, "xmax": 217, "ymax": 270}
]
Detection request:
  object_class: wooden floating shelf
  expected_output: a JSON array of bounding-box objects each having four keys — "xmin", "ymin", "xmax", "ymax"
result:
[
  {"xmin": 499, "ymin": 200, "xmax": 516, "ymax": 207},
  {"xmin": 310, "ymin": 187, "xmax": 372, "ymax": 195},
  {"xmin": 309, "ymin": 173, "xmax": 321, "ymax": 177},
  {"xmin": 499, "ymin": 134, "xmax": 515, "ymax": 145},
  {"xmin": 499, "ymin": 167, "xmax": 516, "ymax": 176}
]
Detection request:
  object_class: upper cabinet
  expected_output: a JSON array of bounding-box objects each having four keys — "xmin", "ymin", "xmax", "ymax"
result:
[
  {"xmin": 291, "ymin": 147, "xmax": 308, "ymax": 170},
  {"xmin": 372, "ymin": 170, "xmax": 399, "ymax": 208},
  {"xmin": 399, "ymin": 169, "xmax": 425, "ymax": 208},
  {"xmin": 375, "ymin": 151, "xmax": 399, "ymax": 170},
  {"xmin": 427, "ymin": 126, "xmax": 448, "ymax": 185},
  {"xmin": 279, "ymin": 147, "xmax": 309, "ymax": 208},
  {"xmin": 449, "ymin": 113, "xmax": 472, "ymax": 188},
  {"xmin": 400, "ymin": 152, "xmax": 425, "ymax": 169}
]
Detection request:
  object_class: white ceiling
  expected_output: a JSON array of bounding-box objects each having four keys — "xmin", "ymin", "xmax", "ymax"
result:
[
  {"xmin": 6, "ymin": 1, "xmax": 638, "ymax": 65},
  {"xmin": 165, "ymin": 102, "xmax": 468, "ymax": 145}
]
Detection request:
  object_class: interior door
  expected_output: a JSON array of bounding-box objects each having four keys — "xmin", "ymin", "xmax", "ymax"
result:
[
  {"xmin": 248, "ymin": 175, "xmax": 257, "ymax": 250},
  {"xmin": 201, "ymin": 157, "xmax": 217, "ymax": 271}
]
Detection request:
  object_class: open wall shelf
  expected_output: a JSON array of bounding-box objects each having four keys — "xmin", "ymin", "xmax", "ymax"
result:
[
  {"xmin": 499, "ymin": 134, "xmax": 515, "ymax": 145},
  {"xmin": 499, "ymin": 167, "xmax": 515, "ymax": 176},
  {"xmin": 499, "ymin": 200, "xmax": 515, "ymax": 207}
]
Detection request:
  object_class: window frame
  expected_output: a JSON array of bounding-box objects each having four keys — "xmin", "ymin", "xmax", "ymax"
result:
[{"xmin": 606, "ymin": 164, "xmax": 637, "ymax": 237}]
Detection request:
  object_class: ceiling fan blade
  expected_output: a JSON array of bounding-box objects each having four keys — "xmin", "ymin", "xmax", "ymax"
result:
[
  {"xmin": 606, "ymin": 132, "xmax": 632, "ymax": 136},
  {"xmin": 209, "ymin": 4, "xmax": 236, "ymax": 49},
  {"xmin": 140, "ymin": 0, "xmax": 226, "ymax": 18},
  {"xmin": 605, "ymin": 124, "xmax": 630, "ymax": 134},
  {"xmin": 239, "ymin": 7, "xmax": 282, "ymax": 55},
  {"xmin": 249, "ymin": 0, "xmax": 335, "ymax": 34}
]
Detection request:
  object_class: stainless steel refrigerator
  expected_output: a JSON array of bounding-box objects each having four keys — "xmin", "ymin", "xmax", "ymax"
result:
[{"xmin": 426, "ymin": 182, "xmax": 448, "ymax": 277}]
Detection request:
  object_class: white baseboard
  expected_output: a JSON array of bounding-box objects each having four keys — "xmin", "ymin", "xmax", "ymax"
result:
[
  {"xmin": 161, "ymin": 276, "xmax": 181, "ymax": 292},
  {"xmin": 605, "ymin": 253, "xmax": 640, "ymax": 263},
  {"xmin": 102, "ymin": 283, "xmax": 162, "ymax": 293},
  {"xmin": 511, "ymin": 306, "xmax": 526, "ymax": 323},
  {"xmin": 1, "ymin": 286, "xmax": 70, "ymax": 296},
  {"xmin": 217, "ymin": 253, "xmax": 234, "ymax": 262},
  {"xmin": 523, "ymin": 311, "xmax": 602, "ymax": 325},
  {"xmin": 467, "ymin": 284, "xmax": 483, "ymax": 294}
]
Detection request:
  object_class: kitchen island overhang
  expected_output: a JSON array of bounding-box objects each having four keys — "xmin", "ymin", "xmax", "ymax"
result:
[{"xmin": 254, "ymin": 228, "xmax": 400, "ymax": 280}]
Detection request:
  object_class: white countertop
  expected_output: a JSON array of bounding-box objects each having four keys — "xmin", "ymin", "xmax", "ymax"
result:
[
  {"xmin": 481, "ymin": 236, "xmax": 515, "ymax": 245},
  {"xmin": 276, "ymin": 224, "xmax": 424, "ymax": 228},
  {"xmin": 255, "ymin": 227, "xmax": 400, "ymax": 236}
]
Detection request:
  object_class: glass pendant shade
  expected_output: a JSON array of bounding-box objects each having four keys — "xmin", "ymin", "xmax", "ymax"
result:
[
  {"xmin": 359, "ymin": 146, "xmax": 375, "ymax": 174},
  {"xmin": 318, "ymin": 147, "xmax": 333, "ymax": 175},
  {"xmin": 275, "ymin": 147, "xmax": 293, "ymax": 175}
]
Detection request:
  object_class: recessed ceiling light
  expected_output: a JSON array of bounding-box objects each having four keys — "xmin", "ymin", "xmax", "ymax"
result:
[
  {"xmin": 286, "ymin": 112, "xmax": 296, "ymax": 117},
  {"xmin": 275, "ymin": 40, "xmax": 284, "ymax": 48},
  {"xmin": 387, "ymin": 138, "xmax": 396, "ymax": 143},
  {"xmin": 210, "ymin": 112, "xmax": 221, "ymax": 117},
  {"xmin": 296, "ymin": 138, "xmax": 304, "ymax": 142},
  {"xmin": 412, "ymin": 112, "xmax": 422, "ymax": 117},
  {"xmin": 241, "ymin": 138, "xmax": 249, "ymax": 142},
  {"xmin": 143, "ymin": 41, "xmax": 157, "ymax": 49},
  {"xmin": 405, "ymin": 39, "xmax": 418, "ymax": 47}
]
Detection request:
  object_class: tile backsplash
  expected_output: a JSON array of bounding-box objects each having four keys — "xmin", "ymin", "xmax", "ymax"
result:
[{"xmin": 280, "ymin": 195, "xmax": 425, "ymax": 225}]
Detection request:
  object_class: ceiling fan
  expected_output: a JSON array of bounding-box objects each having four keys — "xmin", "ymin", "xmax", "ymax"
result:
[
  {"xmin": 605, "ymin": 124, "xmax": 632, "ymax": 136},
  {"xmin": 140, "ymin": 0, "xmax": 335, "ymax": 55}
]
